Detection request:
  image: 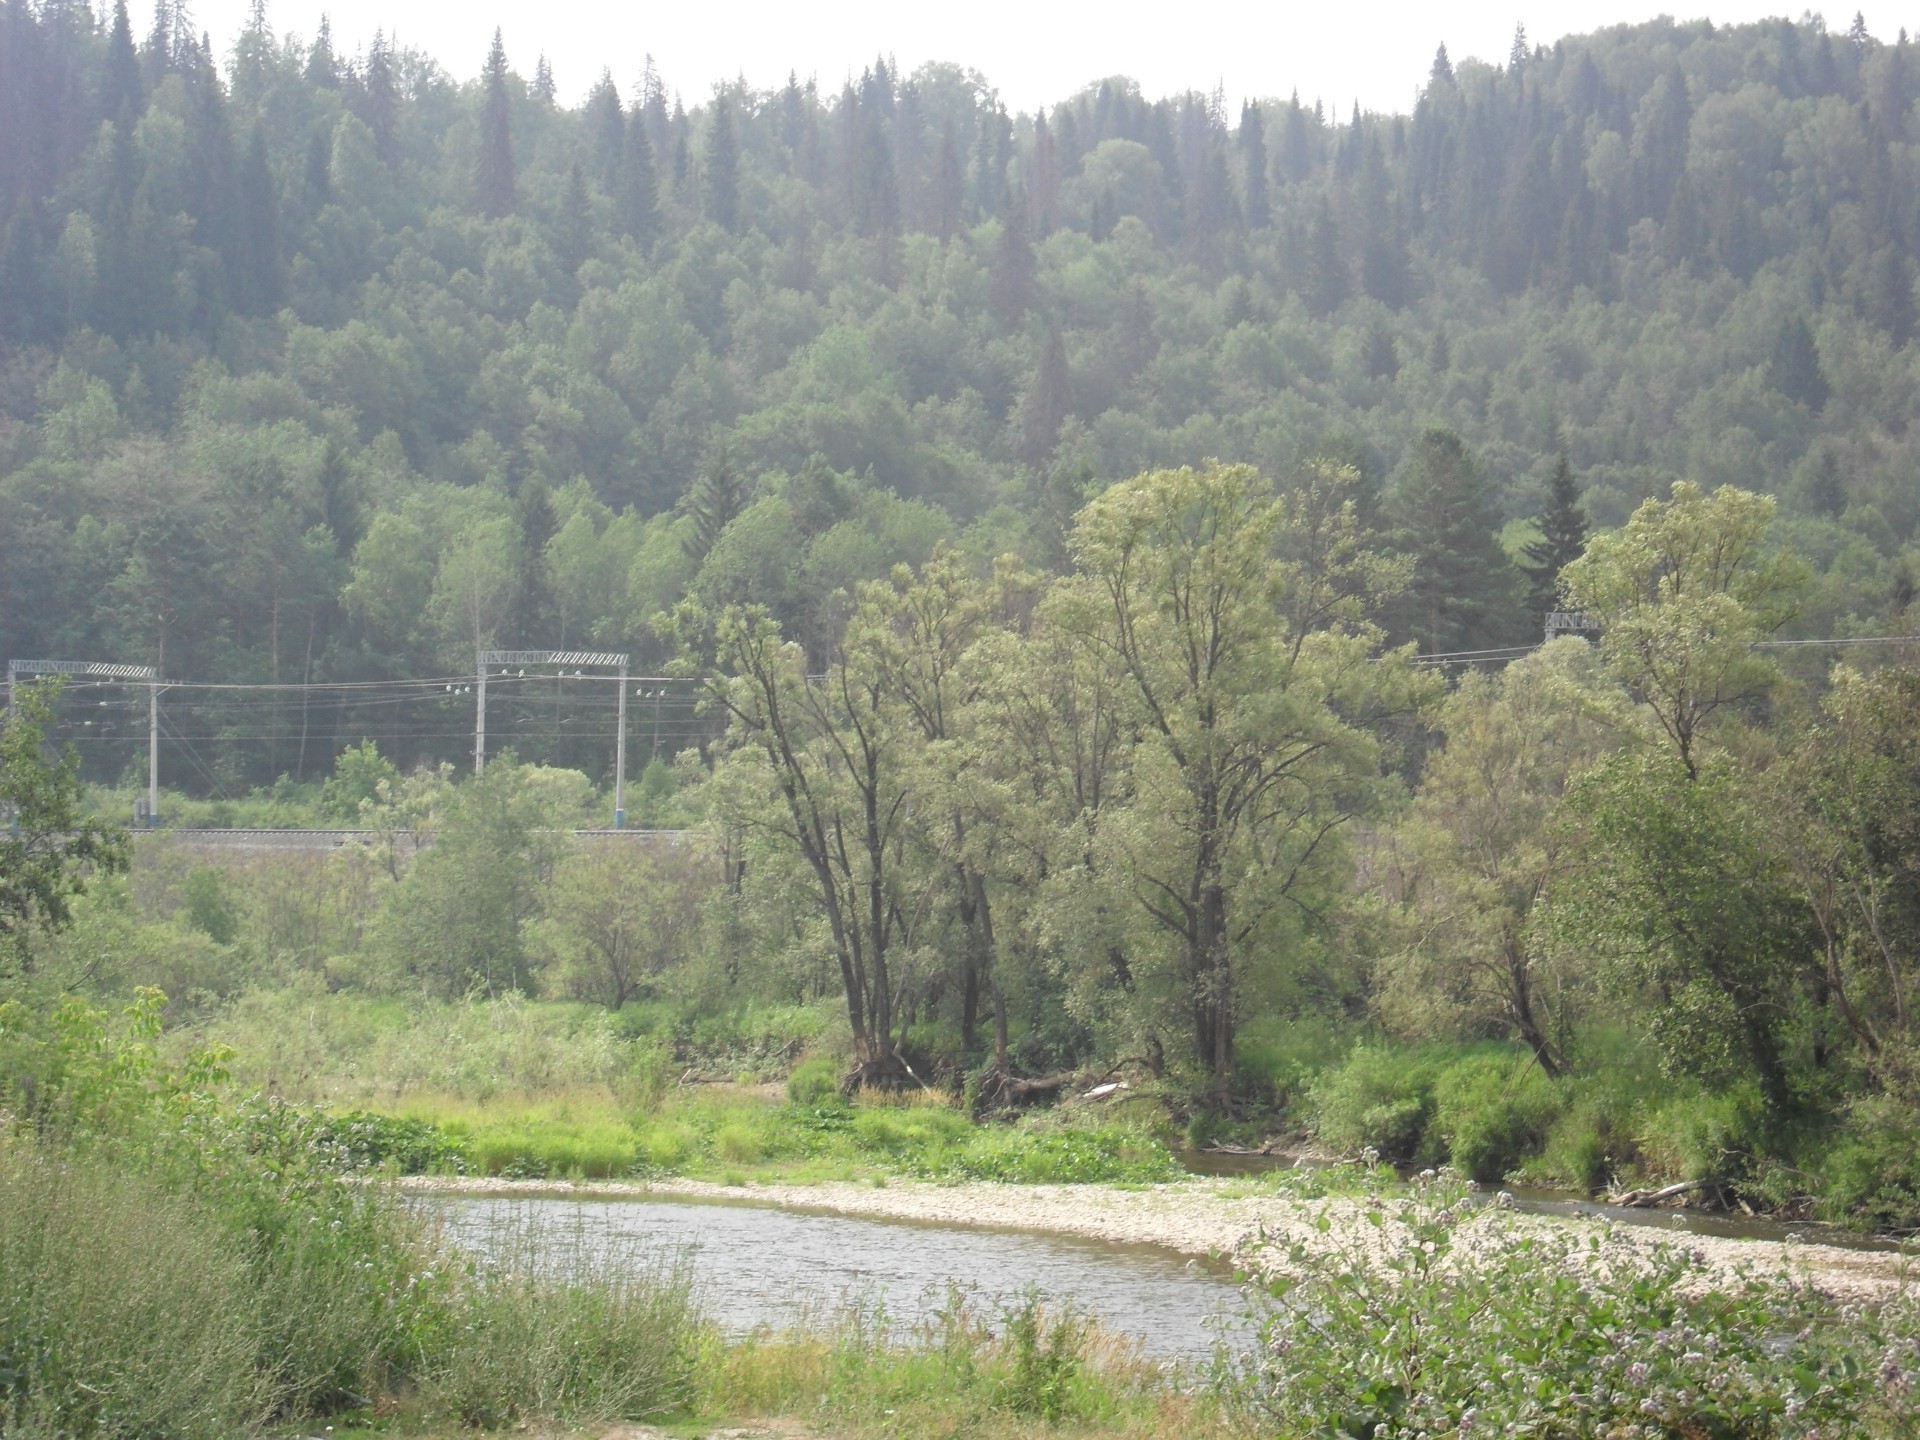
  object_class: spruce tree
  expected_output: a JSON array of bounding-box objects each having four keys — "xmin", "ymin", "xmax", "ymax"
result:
[
  {"xmin": 476, "ymin": 29, "xmax": 515, "ymax": 218},
  {"xmin": 1238, "ymin": 101, "xmax": 1270, "ymax": 229},
  {"xmin": 585, "ymin": 71, "xmax": 625, "ymax": 192},
  {"xmin": 706, "ymin": 94, "xmax": 738, "ymax": 232},
  {"xmin": 1768, "ymin": 316, "xmax": 1829, "ymax": 411},
  {"xmin": 360, "ymin": 33, "xmax": 399, "ymax": 167},
  {"xmin": 556, "ymin": 161, "xmax": 591, "ymax": 275},
  {"xmin": 510, "ymin": 476, "xmax": 556, "ymax": 644},
  {"xmin": 305, "ymin": 14, "xmax": 338, "ymax": 89},
  {"xmin": 990, "ymin": 187, "xmax": 1036, "ymax": 326},
  {"xmin": 1386, "ymin": 428, "xmax": 1527, "ymax": 654},
  {"xmin": 617, "ymin": 104, "xmax": 659, "ymax": 246},
  {"xmin": 1523, "ymin": 454, "xmax": 1588, "ymax": 623},
  {"xmin": 232, "ymin": 124, "xmax": 281, "ymax": 313},
  {"xmin": 101, "ymin": 0, "xmax": 143, "ymax": 123},
  {"xmin": 682, "ymin": 444, "xmax": 746, "ymax": 563}
]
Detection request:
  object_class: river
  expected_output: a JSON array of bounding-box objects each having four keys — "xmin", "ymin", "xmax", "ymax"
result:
[{"xmin": 434, "ymin": 1192, "xmax": 1248, "ymax": 1363}]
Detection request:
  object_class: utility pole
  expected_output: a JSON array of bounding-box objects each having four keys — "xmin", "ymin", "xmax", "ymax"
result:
[
  {"xmin": 148, "ymin": 679, "xmax": 159, "ymax": 826},
  {"xmin": 7, "ymin": 659, "xmax": 160, "ymax": 825},
  {"xmin": 475, "ymin": 650, "xmax": 630, "ymax": 824},
  {"xmin": 475, "ymin": 653, "xmax": 487, "ymax": 774},
  {"xmin": 614, "ymin": 660, "xmax": 629, "ymax": 829}
]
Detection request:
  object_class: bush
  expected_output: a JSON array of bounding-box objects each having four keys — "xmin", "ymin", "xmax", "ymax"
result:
[
  {"xmin": 311, "ymin": 1110, "xmax": 464, "ymax": 1174},
  {"xmin": 1636, "ymin": 1085, "xmax": 1766, "ymax": 1187},
  {"xmin": 1309, "ymin": 1046, "xmax": 1438, "ymax": 1163},
  {"xmin": 1224, "ymin": 1171, "xmax": 1919, "ymax": 1437},
  {"xmin": 1817, "ymin": 1092, "xmax": 1920, "ymax": 1228},
  {"xmin": 1429, "ymin": 1051, "xmax": 1560, "ymax": 1183},
  {"xmin": 785, "ymin": 1052, "xmax": 844, "ymax": 1106}
]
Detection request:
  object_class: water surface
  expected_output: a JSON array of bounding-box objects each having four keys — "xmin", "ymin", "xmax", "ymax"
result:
[{"xmin": 435, "ymin": 1193, "xmax": 1246, "ymax": 1362}]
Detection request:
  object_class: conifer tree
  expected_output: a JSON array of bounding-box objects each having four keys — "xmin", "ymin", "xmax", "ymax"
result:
[
  {"xmin": 682, "ymin": 444, "xmax": 746, "ymax": 563},
  {"xmin": 1386, "ymin": 428, "xmax": 1527, "ymax": 654},
  {"xmin": 532, "ymin": 54, "xmax": 555, "ymax": 105},
  {"xmin": 101, "ymin": 0, "xmax": 143, "ymax": 123},
  {"xmin": 706, "ymin": 93, "xmax": 738, "ymax": 232},
  {"xmin": 585, "ymin": 71, "xmax": 625, "ymax": 191},
  {"xmin": 989, "ymin": 187, "xmax": 1036, "ymax": 326},
  {"xmin": 1017, "ymin": 326, "xmax": 1073, "ymax": 464},
  {"xmin": 556, "ymin": 160, "xmax": 591, "ymax": 274},
  {"xmin": 510, "ymin": 476, "xmax": 556, "ymax": 644},
  {"xmin": 232, "ymin": 124, "xmax": 280, "ymax": 313},
  {"xmin": 1523, "ymin": 454, "xmax": 1588, "ymax": 622},
  {"xmin": 360, "ymin": 32, "xmax": 399, "ymax": 167},
  {"xmin": 1237, "ymin": 101, "xmax": 1270, "ymax": 228},
  {"xmin": 931, "ymin": 124, "xmax": 963, "ymax": 241},
  {"xmin": 476, "ymin": 29, "xmax": 515, "ymax": 218},
  {"xmin": 305, "ymin": 14, "xmax": 338, "ymax": 88},
  {"xmin": 617, "ymin": 104, "xmax": 659, "ymax": 245},
  {"xmin": 1768, "ymin": 316, "xmax": 1829, "ymax": 411}
]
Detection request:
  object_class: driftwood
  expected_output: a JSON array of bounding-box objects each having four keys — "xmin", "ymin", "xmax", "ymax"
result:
[{"xmin": 1610, "ymin": 1179, "xmax": 1704, "ymax": 1208}]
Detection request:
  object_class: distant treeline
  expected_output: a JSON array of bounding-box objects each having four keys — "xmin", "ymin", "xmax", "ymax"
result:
[{"xmin": 1, "ymin": 6, "xmax": 1916, "ymax": 789}]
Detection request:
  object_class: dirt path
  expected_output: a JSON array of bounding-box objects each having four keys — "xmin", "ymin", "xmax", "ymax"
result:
[{"xmin": 399, "ymin": 1174, "xmax": 1912, "ymax": 1304}]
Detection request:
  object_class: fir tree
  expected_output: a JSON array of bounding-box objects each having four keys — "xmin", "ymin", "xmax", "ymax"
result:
[
  {"xmin": 617, "ymin": 104, "xmax": 659, "ymax": 245},
  {"xmin": 682, "ymin": 444, "xmax": 747, "ymax": 563},
  {"xmin": 476, "ymin": 29, "xmax": 515, "ymax": 218},
  {"xmin": 1768, "ymin": 316, "xmax": 1829, "ymax": 411},
  {"xmin": 359, "ymin": 32, "xmax": 399, "ymax": 168},
  {"xmin": 706, "ymin": 94, "xmax": 738, "ymax": 232},
  {"xmin": 1386, "ymin": 428, "xmax": 1527, "ymax": 654},
  {"xmin": 100, "ymin": 0, "xmax": 143, "ymax": 123},
  {"xmin": 1523, "ymin": 454, "xmax": 1588, "ymax": 622},
  {"xmin": 1238, "ymin": 101, "xmax": 1270, "ymax": 229},
  {"xmin": 990, "ymin": 187, "xmax": 1036, "ymax": 326}
]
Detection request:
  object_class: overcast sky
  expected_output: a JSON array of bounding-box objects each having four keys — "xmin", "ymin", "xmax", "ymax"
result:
[{"xmin": 192, "ymin": 1, "xmax": 1870, "ymax": 115}]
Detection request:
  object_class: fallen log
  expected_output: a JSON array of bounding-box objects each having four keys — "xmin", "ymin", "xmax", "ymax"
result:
[{"xmin": 1611, "ymin": 1179, "xmax": 1704, "ymax": 1208}]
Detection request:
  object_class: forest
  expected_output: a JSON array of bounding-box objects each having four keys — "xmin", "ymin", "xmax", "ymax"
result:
[{"xmin": 3, "ymin": 4, "xmax": 1920, "ymax": 1226}]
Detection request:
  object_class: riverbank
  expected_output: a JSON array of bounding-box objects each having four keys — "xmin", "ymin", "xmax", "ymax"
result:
[{"xmin": 399, "ymin": 1173, "xmax": 1912, "ymax": 1304}]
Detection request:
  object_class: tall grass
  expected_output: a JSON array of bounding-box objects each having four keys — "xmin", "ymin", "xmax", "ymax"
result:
[
  {"xmin": 418, "ymin": 1207, "xmax": 702, "ymax": 1426},
  {"xmin": 0, "ymin": 1147, "xmax": 270, "ymax": 1439}
]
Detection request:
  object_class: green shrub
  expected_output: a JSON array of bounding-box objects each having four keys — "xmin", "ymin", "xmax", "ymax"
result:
[
  {"xmin": 1224, "ymin": 1171, "xmax": 1919, "ymax": 1436},
  {"xmin": 1637, "ymin": 1085, "xmax": 1765, "ymax": 1186},
  {"xmin": 312, "ymin": 1110, "xmax": 464, "ymax": 1173},
  {"xmin": 997, "ymin": 1291, "xmax": 1089, "ymax": 1422},
  {"xmin": 1309, "ymin": 1046, "xmax": 1438, "ymax": 1163},
  {"xmin": 941, "ymin": 1126, "xmax": 1180, "ymax": 1184},
  {"xmin": 786, "ymin": 1052, "xmax": 844, "ymax": 1106},
  {"xmin": 1429, "ymin": 1050, "xmax": 1560, "ymax": 1183},
  {"xmin": 713, "ymin": 1123, "xmax": 763, "ymax": 1164},
  {"xmin": 1816, "ymin": 1093, "xmax": 1920, "ymax": 1228}
]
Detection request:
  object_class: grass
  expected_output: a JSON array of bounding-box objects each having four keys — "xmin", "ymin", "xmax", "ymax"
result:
[{"xmin": 374, "ymin": 1083, "xmax": 1182, "ymax": 1186}]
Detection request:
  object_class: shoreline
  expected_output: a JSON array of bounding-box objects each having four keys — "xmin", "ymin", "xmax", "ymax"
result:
[{"xmin": 398, "ymin": 1173, "xmax": 1912, "ymax": 1304}]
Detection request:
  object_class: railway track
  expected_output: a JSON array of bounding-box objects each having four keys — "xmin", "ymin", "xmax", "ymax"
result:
[{"xmin": 131, "ymin": 827, "xmax": 688, "ymax": 851}]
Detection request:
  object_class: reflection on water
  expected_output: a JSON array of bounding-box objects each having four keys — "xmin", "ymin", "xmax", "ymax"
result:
[{"xmin": 433, "ymin": 1194, "xmax": 1247, "ymax": 1362}]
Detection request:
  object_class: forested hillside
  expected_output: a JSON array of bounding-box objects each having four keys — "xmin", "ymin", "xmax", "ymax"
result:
[{"xmin": 2, "ymin": 5, "xmax": 1917, "ymax": 787}]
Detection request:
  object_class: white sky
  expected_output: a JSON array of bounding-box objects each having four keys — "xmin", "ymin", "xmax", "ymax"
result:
[{"xmin": 192, "ymin": 1, "xmax": 1869, "ymax": 115}]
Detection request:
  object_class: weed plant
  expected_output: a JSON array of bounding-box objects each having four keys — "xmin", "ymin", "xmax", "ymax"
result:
[
  {"xmin": 1221, "ymin": 1169, "xmax": 1920, "ymax": 1437},
  {"xmin": 417, "ymin": 1207, "xmax": 701, "ymax": 1426}
]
